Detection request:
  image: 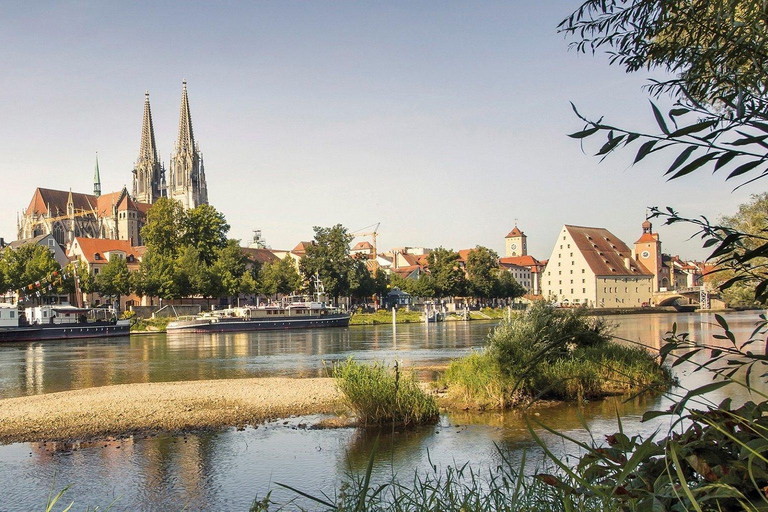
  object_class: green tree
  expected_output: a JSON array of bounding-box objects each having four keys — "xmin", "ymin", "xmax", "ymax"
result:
[
  {"xmin": 210, "ymin": 240, "xmax": 249, "ymax": 299},
  {"xmin": 1, "ymin": 244, "xmax": 61, "ymax": 303},
  {"xmin": 494, "ymin": 270, "xmax": 526, "ymax": 300},
  {"xmin": 95, "ymin": 257, "xmax": 131, "ymax": 305},
  {"xmin": 134, "ymin": 250, "xmax": 182, "ymax": 300},
  {"xmin": 183, "ymin": 204, "xmax": 230, "ymax": 265},
  {"xmin": 710, "ymin": 192, "xmax": 768, "ymax": 307},
  {"xmin": 466, "ymin": 246, "xmax": 500, "ymax": 300},
  {"xmin": 426, "ymin": 247, "xmax": 466, "ymax": 299},
  {"xmin": 413, "ymin": 273, "xmax": 437, "ymax": 299},
  {"xmin": 174, "ymin": 246, "xmax": 209, "ymax": 298},
  {"xmin": 348, "ymin": 257, "xmax": 376, "ymax": 302},
  {"xmin": 389, "ymin": 273, "xmax": 416, "ymax": 296},
  {"xmin": 258, "ymin": 258, "xmax": 301, "ymax": 297},
  {"xmin": 300, "ymin": 225, "xmax": 355, "ymax": 301},
  {"xmin": 140, "ymin": 198, "xmax": 186, "ymax": 257}
]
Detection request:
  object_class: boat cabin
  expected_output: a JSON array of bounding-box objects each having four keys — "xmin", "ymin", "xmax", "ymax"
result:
[
  {"xmin": 0, "ymin": 303, "xmax": 19, "ymax": 327},
  {"xmin": 25, "ymin": 305, "xmax": 90, "ymax": 325}
]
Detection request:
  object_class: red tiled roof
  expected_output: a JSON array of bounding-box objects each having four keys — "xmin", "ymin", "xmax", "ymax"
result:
[
  {"xmin": 351, "ymin": 241, "xmax": 373, "ymax": 251},
  {"xmin": 26, "ymin": 188, "xmax": 98, "ymax": 217},
  {"xmin": 506, "ymin": 226, "xmax": 524, "ymax": 238},
  {"xmin": 500, "ymin": 255, "xmax": 544, "ymax": 272},
  {"xmin": 565, "ymin": 225, "xmax": 653, "ymax": 277},
  {"xmin": 393, "ymin": 265, "xmax": 420, "ymax": 279},
  {"xmin": 292, "ymin": 241, "xmax": 313, "ymax": 254},
  {"xmin": 457, "ymin": 249, "xmax": 472, "ymax": 262},
  {"xmin": 71, "ymin": 237, "xmax": 143, "ymax": 264},
  {"xmin": 635, "ymin": 232, "xmax": 658, "ymax": 244},
  {"xmin": 241, "ymin": 247, "xmax": 279, "ymax": 265}
]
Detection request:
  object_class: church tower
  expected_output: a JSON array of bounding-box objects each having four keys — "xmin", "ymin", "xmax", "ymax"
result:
[
  {"xmin": 93, "ymin": 152, "xmax": 101, "ymax": 198},
  {"xmin": 169, "ymin": 81, "xmax": 208, "ymax": 210},
  {"xmin": 133, "ymin": 92, "xmax": 165, "ymax": 204},
  {"xmin": 634, "ymin": 218, "xmax": 663, "ymax": 292},
  {"xmin": 505, "ymin": 226, "xmax": 527, "ymax": 257}
]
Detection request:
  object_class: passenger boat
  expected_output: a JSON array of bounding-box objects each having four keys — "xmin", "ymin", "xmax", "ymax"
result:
[
  {"xmin": 166, "ymin": 279, "xmax": 350, "ymax": 333},
  {"xmin": 0, "ymin": 303, "xmax": 131, "ymax": 342}
]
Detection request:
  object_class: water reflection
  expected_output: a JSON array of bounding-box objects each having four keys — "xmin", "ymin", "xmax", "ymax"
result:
[
  {"xmin": 1, "ymin": 311, "xmax": 766, "ymax": 511},
  {"xmin": 0, "ymin": 322, "xmax": 494, "ymax": 399}
]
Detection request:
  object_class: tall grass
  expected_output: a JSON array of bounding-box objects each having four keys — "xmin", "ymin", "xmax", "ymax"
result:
[
  {"xmin": 350, "ymin": 310, "xmax": 422, "ymax": 325},
  {"xmin": 443, "ymin": 302, "xmax": 671, "ymax": 408},
  {"xmin": 268, "ymin": 443, "xmax": 617, "ymax": 512},
  {"xmin": 333, "ymin": 358, "xmax": 439, "ymax": 427}
]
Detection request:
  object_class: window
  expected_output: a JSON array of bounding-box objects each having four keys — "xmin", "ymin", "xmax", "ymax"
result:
[
  {"xmin": 582, "ymin": 288, "xmax": 586, "ymax": 293},
  {"xmin": 582, "ymin": 279, "xmax": 585, "ymax": 283},
  {"xmin": 582, "ymin": 269, "xmax": 585, "ymax": 273},
  {"xmin": 570, "ymin": 289, "xmax": 574, "ymax": 294},
  {"xmin": 94, "ymin": 268, "xmax": 100, "ymax": 275},
  {"xmin": 570, "ymin": 252, "xmax": 573, "ymax": 257},
  {"xmin": 10, "ymin": 311, "xmax": 14, "ymax": 318},
  {"xmin": 570, "ymin": 270, "xmax": 573, "ymax": 274}
]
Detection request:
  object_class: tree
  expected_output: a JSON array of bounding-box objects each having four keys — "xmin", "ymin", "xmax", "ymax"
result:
[
  {"xmin": 563, "ymin": 1, "xmax": 768, "ymax": 191},
  {"xmin": 426, "ymin": 247, "xmax": 466, "ymax": 299},
  {"xmin": 466, "ymin": 246, "xmax": 500, "ymax": 300},
  {"xmin": 389, "ymin": 273, "xmax": 416, "ymax": 296},
  {"xmin": 183, "ymin": 204, "xmax": 230, "ymax": 265},
  {"xmin": 413, "ymin": 273, "xmax": 437, "ymax": 299},
  {"xmin": 1, "ymin": 244, "xmax": 61, "ymax": 302},
  {"xmin": 495, "ymin": 270, "xmax": 526, "ymax": 300},
  {"xmin": 134, "ymin": 250, "xmax": 181, "ymax": 300},
  {"xmin": 561, "ymin": 1, "xmax": 768, "ymax": 105},
  {"xmin": 348, "ymin": 257, "xmax": 376, "ymax": 302},
  {"xmin": 140, "ymin": 198, "xmax": 186, "ymax": 258},
  {"xmin": 300, "ymin": 225, "xmax": 355, "ymax": 301},
  {"xmin": 258, "ymin": 258, "xmax": 301, "ymax": 297},
  {"xmin": 95, "ymin": 257, "xmax": 131, "ymax": 305},
  {"xmin": 707, "ymin": 192, "xmax": 768, "ymax": 307},
  {"xmin": 210, "ymin": 240, "xmax": 249, "ymax": 299}
]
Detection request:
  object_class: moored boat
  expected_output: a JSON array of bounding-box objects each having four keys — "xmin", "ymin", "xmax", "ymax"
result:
[
  {"xmin": 0, "ymin": 303, "xmax": 131, "ymax": 342},
  {"xmin": 167, "ymin": 278, "xmax": 350, "ymax": 333}
]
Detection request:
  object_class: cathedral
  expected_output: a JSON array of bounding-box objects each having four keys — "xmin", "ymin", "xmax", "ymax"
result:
[{"xmin": 17, "ymin": 82, "xmax": 209, "ymax": 247}]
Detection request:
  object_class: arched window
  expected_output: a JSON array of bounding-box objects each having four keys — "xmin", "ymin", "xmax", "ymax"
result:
[{"xmin": 52, "ymin": 223, "xmax": 65, "ymax": 245}]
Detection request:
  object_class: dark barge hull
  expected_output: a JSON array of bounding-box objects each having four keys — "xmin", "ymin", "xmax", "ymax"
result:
[
  {"xmin": 168, "ymin": 314, "xmax": 351, "ymax": 333},
  {"xmin": 0, "ymin": 322, "xmax": 131, "ymax": 342}
]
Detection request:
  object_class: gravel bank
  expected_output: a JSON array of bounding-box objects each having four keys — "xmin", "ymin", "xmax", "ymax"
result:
[{"xmin": 0, "ymin": 377, "xmax": 341, "ymax": 444}]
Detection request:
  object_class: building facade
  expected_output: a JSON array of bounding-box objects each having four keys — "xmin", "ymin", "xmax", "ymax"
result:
[
  {"xmin": 18, "ymin": 81, "xmax": 209, "ymax": 249},
  {"xmin": 542, "ymin": 225, "xmax": 654, "ymax": 308}
]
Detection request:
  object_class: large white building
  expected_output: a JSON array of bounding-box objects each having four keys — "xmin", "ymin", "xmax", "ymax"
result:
[{"xmin": 543, "ymin": 225, "xmax": 654, "ymax": 308}]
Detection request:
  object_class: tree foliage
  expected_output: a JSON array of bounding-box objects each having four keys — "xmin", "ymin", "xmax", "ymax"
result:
[
  {"xmin": 466, "ymin": 246, "xmax": 500, "ymax": 299},
  {"xmin": 426, "ymin": 247, "xmax": 466, "ymax": 299},
  {"xmin": 300, "ymin": 224, "xmax": 355, "ymax": 301},
  {"xmin": 0, "ymin": 244, "xmax": 62, "ymax": 301},
  {"xmin": 258, "ymin": 258, "xmax": 302, "ymax": 297},
  {"xmin": 95, "ymin": 257, "xmax": 130, "ymax": 301}
]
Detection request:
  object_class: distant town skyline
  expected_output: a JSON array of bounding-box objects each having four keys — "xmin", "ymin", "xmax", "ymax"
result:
[{"xmin": 0, "ymin": 1, "xmax": 757, "ymax": 260}]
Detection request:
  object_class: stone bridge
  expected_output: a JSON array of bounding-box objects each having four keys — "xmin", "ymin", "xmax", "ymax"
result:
[{"xmin": 653, "ymin": 287, "xmax": 713, "ymax": 307}]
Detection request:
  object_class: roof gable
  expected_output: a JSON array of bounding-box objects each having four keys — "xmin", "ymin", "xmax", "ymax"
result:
[{"xmin": 565, "ymin": 225, "xmax": 653, "ymax": 277}]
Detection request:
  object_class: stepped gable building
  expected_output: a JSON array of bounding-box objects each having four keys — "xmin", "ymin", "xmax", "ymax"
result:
[
  {"xmin": 542, "ymin": 225, "xmax": 654, "ymax": 308},
  {"xmin": 17, "ymin": 81, "xmax": 210, "ymax": 249},
  {"xmin": 168, "ymin": 81, "xmax": 208, "ymax": 210}
]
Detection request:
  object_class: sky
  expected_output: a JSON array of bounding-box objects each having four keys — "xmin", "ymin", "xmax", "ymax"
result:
[{"xmin": 0, "ymin": 1, "xmax": 760, "ymax": 261}]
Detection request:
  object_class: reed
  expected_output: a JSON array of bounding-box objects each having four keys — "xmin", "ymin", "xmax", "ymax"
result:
[{"xmin": 333, "ymin": 358, "xmax": 439, "ymax": 427}]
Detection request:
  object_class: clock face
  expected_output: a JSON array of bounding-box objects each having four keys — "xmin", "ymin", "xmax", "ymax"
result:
[
  {"xmin": 641, "ymin": 250, "xmax": 650, "ymax": 259},
  {"xmin": 510, "ymin": 243, "xmax": 518, "ymax": 250}
]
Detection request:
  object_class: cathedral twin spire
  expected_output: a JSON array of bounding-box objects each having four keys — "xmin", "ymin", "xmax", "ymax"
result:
[{"xmin": 132, "ymin": 81, "xmax": 208, "ymax": 209}]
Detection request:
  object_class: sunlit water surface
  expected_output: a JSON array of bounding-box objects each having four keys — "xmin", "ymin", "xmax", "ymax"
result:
[{"xmin": 0, "ymin": 311, "xmax": 763, "ymax": 510}]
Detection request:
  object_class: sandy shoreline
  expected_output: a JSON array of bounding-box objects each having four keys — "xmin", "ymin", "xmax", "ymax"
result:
[{"xmin": 0, "ymin": 377, "xmax": 341, "ymax": 444}]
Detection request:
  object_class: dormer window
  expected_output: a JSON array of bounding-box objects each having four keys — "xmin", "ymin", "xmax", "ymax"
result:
[{"xmin": 94, "ymin": 253, "xmax": 101, "ymax": 261}]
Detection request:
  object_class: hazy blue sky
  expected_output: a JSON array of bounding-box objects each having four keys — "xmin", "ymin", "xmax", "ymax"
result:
[{"xmin": 0, "ymin": 1, "xmax": 758, "ymax": 260}]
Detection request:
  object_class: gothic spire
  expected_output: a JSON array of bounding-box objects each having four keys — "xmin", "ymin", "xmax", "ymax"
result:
[
  {"xmin": 93, "ymin": 152, "xmax": 102, "ymax": 198},
  {"xmin": 139, "ymin": 91, "xmax": 159, "ymax": 163},
  {"xmin": 176, "ymin": 80, "xmax": 195, "ymax": 151}
]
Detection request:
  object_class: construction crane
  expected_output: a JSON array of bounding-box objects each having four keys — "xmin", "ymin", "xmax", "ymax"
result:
[{"xmin": 352, "ymin": 222, "xmax": 380, "ymax": 276}]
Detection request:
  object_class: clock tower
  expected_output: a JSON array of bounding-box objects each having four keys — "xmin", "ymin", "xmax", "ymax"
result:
[
  {"xmin": 505, "ymin": 226, "xmax": 527, "ymax": 257},
  {"xmin": 634, "ymin": 218, "xmax": 663, "ymax": 292}
]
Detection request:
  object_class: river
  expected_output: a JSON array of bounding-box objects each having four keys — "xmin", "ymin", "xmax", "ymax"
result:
[{"xmin": 0, "ymin": 311, "xmax": 763, "ymax": 510}]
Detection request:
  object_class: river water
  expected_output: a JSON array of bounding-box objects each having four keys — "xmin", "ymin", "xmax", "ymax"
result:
[{"xmin": 0, "ymin": 311, "xmax": 763, "ymax": 510}]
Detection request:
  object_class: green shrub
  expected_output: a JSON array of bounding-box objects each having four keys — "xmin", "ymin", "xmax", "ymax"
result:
[
  {"xmin": 349, "ymin": 309, "xmax": 422, "ymax": 325},
  {"xmin": 443, "ymin": 302, "xmax": 671, "ymax": 407},
  {"xmin": 333, "ymin": 358, "xmax": 439, "ymax": 427}
]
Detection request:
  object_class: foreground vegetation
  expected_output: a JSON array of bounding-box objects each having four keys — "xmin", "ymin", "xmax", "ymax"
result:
[
  {"xmin": 442, "ymin": 302, "xmax": 672, "ymax": 408},
  {"xmin": 333, "ymin": 359, "xmax": 439, "ymax": 427}
]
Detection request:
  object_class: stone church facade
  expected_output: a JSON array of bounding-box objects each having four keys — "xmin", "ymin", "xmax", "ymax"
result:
[{"xmin": 17, "ymin": 82, "xmax": 209, "ymax": 247}]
